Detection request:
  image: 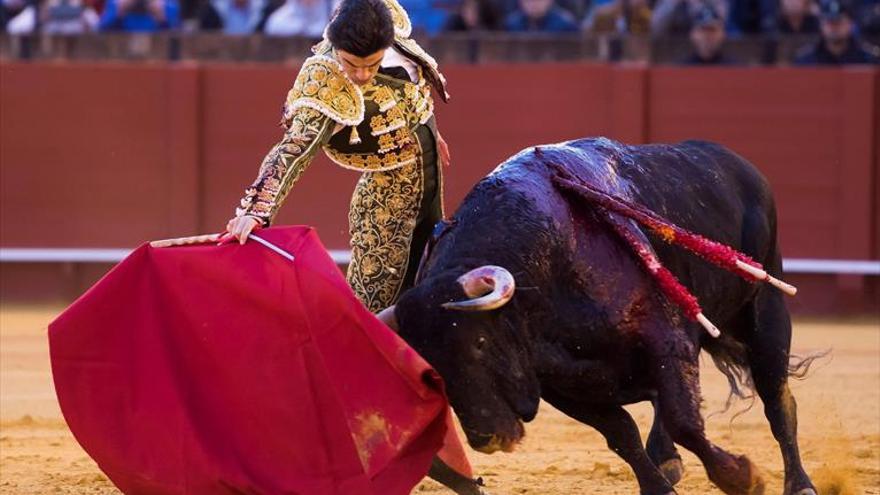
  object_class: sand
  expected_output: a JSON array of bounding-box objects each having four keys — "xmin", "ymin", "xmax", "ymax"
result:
[{"xmin": 1, "ymin": 306, "xmax": 878, "ymax": 494}]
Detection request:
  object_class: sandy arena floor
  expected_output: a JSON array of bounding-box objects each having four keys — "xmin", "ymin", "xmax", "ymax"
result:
[{"xmin": 0, "ymin": 306, "xmax": 877, "ymax": 494}]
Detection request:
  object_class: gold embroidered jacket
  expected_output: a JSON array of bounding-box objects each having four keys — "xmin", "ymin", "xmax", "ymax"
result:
[{"xmin": 235, "ymin": 0, "xmax": 448, "ymax": 226}]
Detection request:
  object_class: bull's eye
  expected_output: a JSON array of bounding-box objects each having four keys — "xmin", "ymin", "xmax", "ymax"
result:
[{"xmin": 475, "ymin": 336, "xmax": 487, "ymax": 350}]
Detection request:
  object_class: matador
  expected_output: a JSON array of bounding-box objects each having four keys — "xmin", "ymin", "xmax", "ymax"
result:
[{"xmin": 225, "ymin": 0, "xmax": 450, "ymax": 314}]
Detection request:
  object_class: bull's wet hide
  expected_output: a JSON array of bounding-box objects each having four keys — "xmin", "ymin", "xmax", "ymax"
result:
[{"xmin": 396, "ymin": 137, "xmax": 818, "ymax": 495}]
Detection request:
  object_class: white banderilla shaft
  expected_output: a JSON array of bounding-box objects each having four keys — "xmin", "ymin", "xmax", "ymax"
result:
[{"xmin": 735, "ymin": 260, "xmax": 797, "ymax": 296}]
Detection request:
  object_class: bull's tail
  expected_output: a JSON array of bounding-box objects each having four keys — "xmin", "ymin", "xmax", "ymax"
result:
[
  {"xmin": 705, "ymin": 339, "xmax": 755, "ymax": 418},
  {"xmin": 705, "ymin": 340, "xmax": 830, "ymax": 418},
  {"xmin": 787, "ymin": 348, "xmax": 831, "ymax": 379}
]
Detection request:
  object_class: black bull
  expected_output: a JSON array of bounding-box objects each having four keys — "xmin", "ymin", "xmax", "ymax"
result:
[{"xmin": 388, "ymin": 138, "xmax": 820, "ymax": 495}]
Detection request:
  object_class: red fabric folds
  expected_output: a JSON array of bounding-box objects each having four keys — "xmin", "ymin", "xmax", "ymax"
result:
[{"xmin": 48, "ymin": 226, "xmax": 449, "ymax": 495}]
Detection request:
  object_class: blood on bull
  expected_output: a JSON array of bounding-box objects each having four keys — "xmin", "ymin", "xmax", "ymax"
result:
[{"xmin": 380, "ymin": 137, "xmax": 822, "ymax": 495}]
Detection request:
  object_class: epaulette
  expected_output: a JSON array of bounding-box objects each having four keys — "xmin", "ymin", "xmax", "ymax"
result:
[
  {"xmin": 282, "ymin": 55, "xmax": 365, "ymax": 128},
  {"xmin": 383, "ymin": 0, "xmax": 412, "ymax": 38},
  {"xmin": 394, "ymin": 36, "xmax": 450, "ymax": 102}
]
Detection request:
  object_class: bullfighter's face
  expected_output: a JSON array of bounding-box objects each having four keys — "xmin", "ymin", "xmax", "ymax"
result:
[
  {"xmin": 394, "ymin": 269, "xmax": 540, "ymax": 454},
  {"xmin": 336, "ymin": 49, "xmax": 385, "ymax": 86}
]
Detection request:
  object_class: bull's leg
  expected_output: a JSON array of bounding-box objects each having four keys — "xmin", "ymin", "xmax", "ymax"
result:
[
  {"xmin": 646, "ymin": 400, "xmax": 685, "ymax": 486},
  {"xmin": 644, "ymin": 328, "xmax": 765, "ymax": 495},
  {"xmin": 742, "ymin": 286, "xmax": 816, "ymax": 495},
  {"xmin": 543, "ymin": 390, "xmax": 675, "ymax": 495}
]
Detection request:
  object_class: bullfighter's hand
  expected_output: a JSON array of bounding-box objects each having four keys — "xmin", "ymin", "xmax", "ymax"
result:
[
  {"xmin": 221, "ymin": 216, "xmax": 261, "ymax": 245},
  {"xmin": 437, "ymin": 132, "xmax": 451, "ymax": 168}
]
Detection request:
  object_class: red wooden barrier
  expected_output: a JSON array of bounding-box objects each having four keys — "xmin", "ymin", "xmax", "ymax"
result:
[{"xmin": 1, "ymin": 61, "xmax": 877, "ymax": 312}]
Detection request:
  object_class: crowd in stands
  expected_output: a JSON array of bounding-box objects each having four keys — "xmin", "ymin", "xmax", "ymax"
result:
[{"xmin": 1, "ymin": 0, "xmax": 877, "ymax": 63}]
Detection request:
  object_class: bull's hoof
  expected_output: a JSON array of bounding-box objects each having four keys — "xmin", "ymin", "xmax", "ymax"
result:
[
  {"xmin": 428, "ymin": 458, "xmax": 490, "ymax": 495},
  {"xmin": 709, "ymin": 455, "xmax": 765, "ymax": 495},
  {"xmin": 447, "ymin": 481, "xmax": 490, "ymax": 495},
  {"xmin": 659, "ymin": 458, "xmax": 685, "ymax": 486}
]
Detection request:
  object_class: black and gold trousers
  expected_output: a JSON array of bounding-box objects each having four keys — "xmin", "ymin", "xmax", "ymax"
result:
[{"xmin": 346, "ymin": 123, "xmax": 443, "ymax": 312}]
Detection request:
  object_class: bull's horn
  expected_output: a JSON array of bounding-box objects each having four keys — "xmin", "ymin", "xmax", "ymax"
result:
[
  {"xmin": 442, "ymin": 265, "xmax": 515, "ymax": 311},
  {"xmin": 376, "ymin": 305, "xmax": 398, "ymax": 332}
]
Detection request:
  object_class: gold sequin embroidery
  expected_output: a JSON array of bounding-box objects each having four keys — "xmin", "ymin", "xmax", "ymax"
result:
[
  {"xmin": 346, "ymin": 153, "xmax": 424, "ymax": 311},
  {"xmin": 325, "ymin": 142, "xmax": 418, "ymax": 172},
  {"xmin": 283, "ymin": 55, "xmax": 364, "ymax": 127},
  {"xmin": 238, "ymin": 107, "xmax": 332, "ymax": 224},
  {"xmin": 382, "ymin": 0, "xmax": 412, "ymax": 38}
]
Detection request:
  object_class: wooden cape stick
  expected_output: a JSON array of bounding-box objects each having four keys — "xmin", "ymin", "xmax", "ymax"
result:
[
  {"xmin": 150, "ymin": 233, "xmax": 294, "ymax": 262},
  {"xmin": 149, "ymin": 233, "xmax": 222, "ymax": 248}
]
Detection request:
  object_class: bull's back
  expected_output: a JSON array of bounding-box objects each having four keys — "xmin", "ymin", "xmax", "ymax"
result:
[
  {"xmin": 624, "ymin": 140, "xmax": 773, "ymax": 249},
  {"xmin": 562, "ymin": 138, "xmax": 780, "ymax": 321}
]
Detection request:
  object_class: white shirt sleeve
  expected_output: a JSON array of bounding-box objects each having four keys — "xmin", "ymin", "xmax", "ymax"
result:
[{"xmin": 381, "ymin": 46, "xmax": 419, "ymax": 83}]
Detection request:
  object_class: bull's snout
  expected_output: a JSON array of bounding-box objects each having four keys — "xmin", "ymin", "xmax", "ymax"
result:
[
  {"xmin": 511, "ymin": 396, "xmax": 539, "ymax": 422},
  {"xmin": 465, "ymin": 418, "xmax": 525, "ymax": 454}
]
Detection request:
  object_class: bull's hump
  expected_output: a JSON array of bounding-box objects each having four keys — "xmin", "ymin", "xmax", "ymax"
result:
[
  {"xmin": 488, "ymin": 139, "xmax": 637, "ymax": 202},
  {"xmin": 489, "ymin": 138, "xmax": 624, "ymax": 177}
]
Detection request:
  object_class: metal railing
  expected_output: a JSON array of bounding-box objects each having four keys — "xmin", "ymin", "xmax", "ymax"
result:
[
  {"xmin": 4, "ymin": 32, "xmax": 873, "ymax": 64},
  {"xmin": 1, "ymin": 247, "xmax": 878, "ymax": 274}
]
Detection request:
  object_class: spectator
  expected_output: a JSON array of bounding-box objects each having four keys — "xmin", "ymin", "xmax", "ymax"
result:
[
  {"xmin": 444, "ymin": 0, "xmax": 501, "ymax": 30},
  {"xmin": 198, "ymin": 0, "xmax": 270, "ymax": 33},
  {"xmin": 503, "ymin": 0, "xmax": 579, "ymax": 31},
  {"xmin": 857, "ymin": 0, "xmax": 880, "ymax": 34},
  {"xmin": 497, "ymin": 0, "xmax": 588, "ymax": 23},
  {"xmin": 99, "ymin": 0, "xmax": 181, "ymax": 30},
  {"xmin": 2, "ymin": 0, "xmax": 27, "ymax": 29},
  {"xmin": 581, "ymin": 0, "xmax": 651, "ymax": 34},
  {"xmin": 651, "ymin": 0, "xmax": 726, "ymax": 35},
  {"xmin": 263, "ymin": 0, "xmax": 331, "ymax": 37},
  {"xmin": 399, "ymin": 0, "xmax": 448, "ymax": 34},
  {"xmin": 794, "ymin": 0, "xmax": 880, "ymax": 64},
  {"xmin": 727, "ymin": 0, "xmax": 776, "ymax": 33},
  {"xmin": 558, "ymin": 0, "xmax": 589, "ymax": 21},
  {"xmin": 776, "ymin": 0, "xmax": 818, "ymax": 33},
  {"xmin": 42, "ymin": 0, "xmax": 100, "ymax": 33},
  {"xmin": 5, "ymin": 0, "xmax": 35, "ymax": 33},
  {"xmin": 681, "ymin": 1, "xmax": 737, "ymax": 63},
  {"xmin": 179, "ymin": 0, "xmax": 206, "ymax": 29}
]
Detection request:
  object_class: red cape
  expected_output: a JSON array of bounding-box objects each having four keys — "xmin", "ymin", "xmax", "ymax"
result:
[{"xmin": 49, "ymin": 226, "xmax": 450, "ymax": 494}]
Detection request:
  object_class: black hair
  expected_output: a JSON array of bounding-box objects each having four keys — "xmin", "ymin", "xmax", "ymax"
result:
[{"xmin": 326, "ymin": 0, "xmax": 395, "ymax": 57}]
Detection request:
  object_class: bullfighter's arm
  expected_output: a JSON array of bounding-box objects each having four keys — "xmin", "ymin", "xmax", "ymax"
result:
[{"xmin": 235, "ymin": 107, "xmax": 334, "ymax": 226}]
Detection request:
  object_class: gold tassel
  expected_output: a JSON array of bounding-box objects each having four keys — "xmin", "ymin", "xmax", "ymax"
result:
[{"xmin": 349, "ymin": 126, "xmax": 362, "ymax": 145}]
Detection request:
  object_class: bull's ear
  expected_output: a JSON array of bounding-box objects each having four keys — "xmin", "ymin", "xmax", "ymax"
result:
[{"xmin": 376, "ymin": 305, "xmax": 398, "ymax": 332}]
